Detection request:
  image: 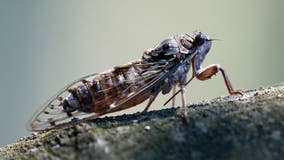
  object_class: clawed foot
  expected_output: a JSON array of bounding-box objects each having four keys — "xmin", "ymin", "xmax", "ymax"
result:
[
  {"xmin": 134, "ymin": 112, "xmax": 143, "ymax": 116},
  {"xmin": 230, "ymin": 89, "xmax": 244, "ymax": 96},
  {"xmin": 180, "ymin": 108, "xmax": 188, "ymax": 123},
  {"xmin": 134, "ymin": 109, "xmax": 148, "ymax": 116}
]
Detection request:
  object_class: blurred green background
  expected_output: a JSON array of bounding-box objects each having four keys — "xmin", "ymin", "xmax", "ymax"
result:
[{"xmin": 0, "ymin": 0, "xmax": 283, "ymax": 147}]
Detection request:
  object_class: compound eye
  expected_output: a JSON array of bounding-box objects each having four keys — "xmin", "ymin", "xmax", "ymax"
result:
[{"xmin": 194, "ymin": 34, "xmax": 206, "ymax": 46}]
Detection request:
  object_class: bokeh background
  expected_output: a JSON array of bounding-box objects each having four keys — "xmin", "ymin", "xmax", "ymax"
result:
[{"xmin": 0, "ymin": 0, "xmax": 283, "ymax": 147}]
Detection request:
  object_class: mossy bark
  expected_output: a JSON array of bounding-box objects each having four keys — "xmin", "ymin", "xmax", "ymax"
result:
[{"xmin": 1, "ymin": 84, "xmax": 284, "ymax": 160}]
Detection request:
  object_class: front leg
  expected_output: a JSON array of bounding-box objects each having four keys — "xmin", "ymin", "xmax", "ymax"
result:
[
  {"xmin": 180, "ymin": 85, "xmax": 187, "ymax": 119},
  {"xmin": 195, "ymin": 64, "xmax": 243, "ymax": 95}
]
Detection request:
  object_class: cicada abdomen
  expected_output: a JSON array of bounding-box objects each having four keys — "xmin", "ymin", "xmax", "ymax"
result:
[
  {"xmin": 27, "ymin": 60, "xmax": 162, "ymax": 131},
  {"xmin": 62, "ymin": 60, "xmax": 152, "ymax": 115}
]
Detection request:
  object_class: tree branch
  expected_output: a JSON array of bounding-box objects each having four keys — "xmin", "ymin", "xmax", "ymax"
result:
[{"xmin": 1, "ymin": 84, "xmax": 284, "ymax": 160}]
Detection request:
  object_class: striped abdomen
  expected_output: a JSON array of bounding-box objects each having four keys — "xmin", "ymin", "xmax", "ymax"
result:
[{"xmin": 68, "ymin": 61, "xmax": 149, "ymax": 113}]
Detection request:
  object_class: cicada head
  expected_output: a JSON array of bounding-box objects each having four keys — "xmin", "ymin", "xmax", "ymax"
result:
[{"xmin": 182, "ymin": 31, "xmax": 212, "ymax": 58}]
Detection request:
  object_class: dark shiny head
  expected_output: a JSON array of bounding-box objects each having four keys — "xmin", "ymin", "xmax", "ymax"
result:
[
  {"xmin": 193, "ymin": 33, "xmax": 209, "ymax": 46},
  {"xmin": 183, "ymin": 31, "xmax": 212, "ymax": 56},
  {"xmin": 185, "ymin": 31, "xmax": 211, "ymax": 46}
]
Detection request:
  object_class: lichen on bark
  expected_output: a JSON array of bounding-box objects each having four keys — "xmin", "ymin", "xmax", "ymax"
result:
[{"xmin": 0, "ymin": 84, "xmax": 284, "ymax": 160}]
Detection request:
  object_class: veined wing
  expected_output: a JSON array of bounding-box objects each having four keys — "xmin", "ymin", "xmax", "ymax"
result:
[
  {"xmin": 27, "ymin": 73, "xmax": 102, "ymax": 131},
  {"xmin": 106, "ymin": 59, "xmax": 181, "ymax": 113},
  {"xmin": 27, "ymin": 59, "xmax": 179, "ymax": 131}
]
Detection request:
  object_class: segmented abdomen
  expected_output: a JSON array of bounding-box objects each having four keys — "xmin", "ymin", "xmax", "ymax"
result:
[{"xmin": 73, "ymin": 61, "xmax": 147, "ymax": 113}]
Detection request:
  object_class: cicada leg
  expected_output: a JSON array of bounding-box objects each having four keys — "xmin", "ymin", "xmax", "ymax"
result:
[
  {"xmin": 141, "ymin": 93, "xmax": 159, "ymax": 113},
  {"xmin": 180, "ymin": 85, "xmax": 187, "ymax": 119},
  {"xmin": 195, "ymin": 64, "xmax": 243, "ymax": 95},
  {"xmin": 171, "ymin": 85, "xmax": 176, "ymax": 107}
]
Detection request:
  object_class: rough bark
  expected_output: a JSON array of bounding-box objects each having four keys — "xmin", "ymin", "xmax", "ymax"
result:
[{"xmin": 1, "ymin": 84, "xmax": 284, "ymax": 160}]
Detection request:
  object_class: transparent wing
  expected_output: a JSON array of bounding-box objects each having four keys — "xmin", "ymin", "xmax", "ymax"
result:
[
  {"xmin": 27, "ymin": 59, "xmax": 179, "ymax": 132},
  {"xmin": 27, "ymin": 73, "xmax": 101, "ymax": 131},
  {"xmin": 106, "ymin": 60, "xmax": 180, "ymax": 113}
]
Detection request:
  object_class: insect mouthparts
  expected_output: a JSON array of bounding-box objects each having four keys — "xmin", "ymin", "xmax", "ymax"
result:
[{"xmin": 208, "ymin": 38, "xmax": 221, "ymax": 41}]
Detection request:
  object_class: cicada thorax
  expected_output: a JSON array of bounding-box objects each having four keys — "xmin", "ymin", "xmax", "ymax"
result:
[{"xmin": 66, "ymin": 61, "xmax": 149, "ymax": 114}]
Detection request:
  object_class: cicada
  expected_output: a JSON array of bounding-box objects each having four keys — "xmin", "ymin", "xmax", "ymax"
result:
[{"xmin": 27, "ymin": 31, "xmax": 242, "ymax": 131}]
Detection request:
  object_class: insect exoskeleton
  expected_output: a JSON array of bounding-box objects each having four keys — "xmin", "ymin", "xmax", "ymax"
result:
[{"xmin": 27, "ymin": 31, "xmax": 242, "ymax": 131}]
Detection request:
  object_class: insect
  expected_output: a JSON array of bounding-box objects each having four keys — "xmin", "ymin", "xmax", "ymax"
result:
[{"xmin": 27, "ymin": 31, "xmax": 243, "ymax": 131}]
